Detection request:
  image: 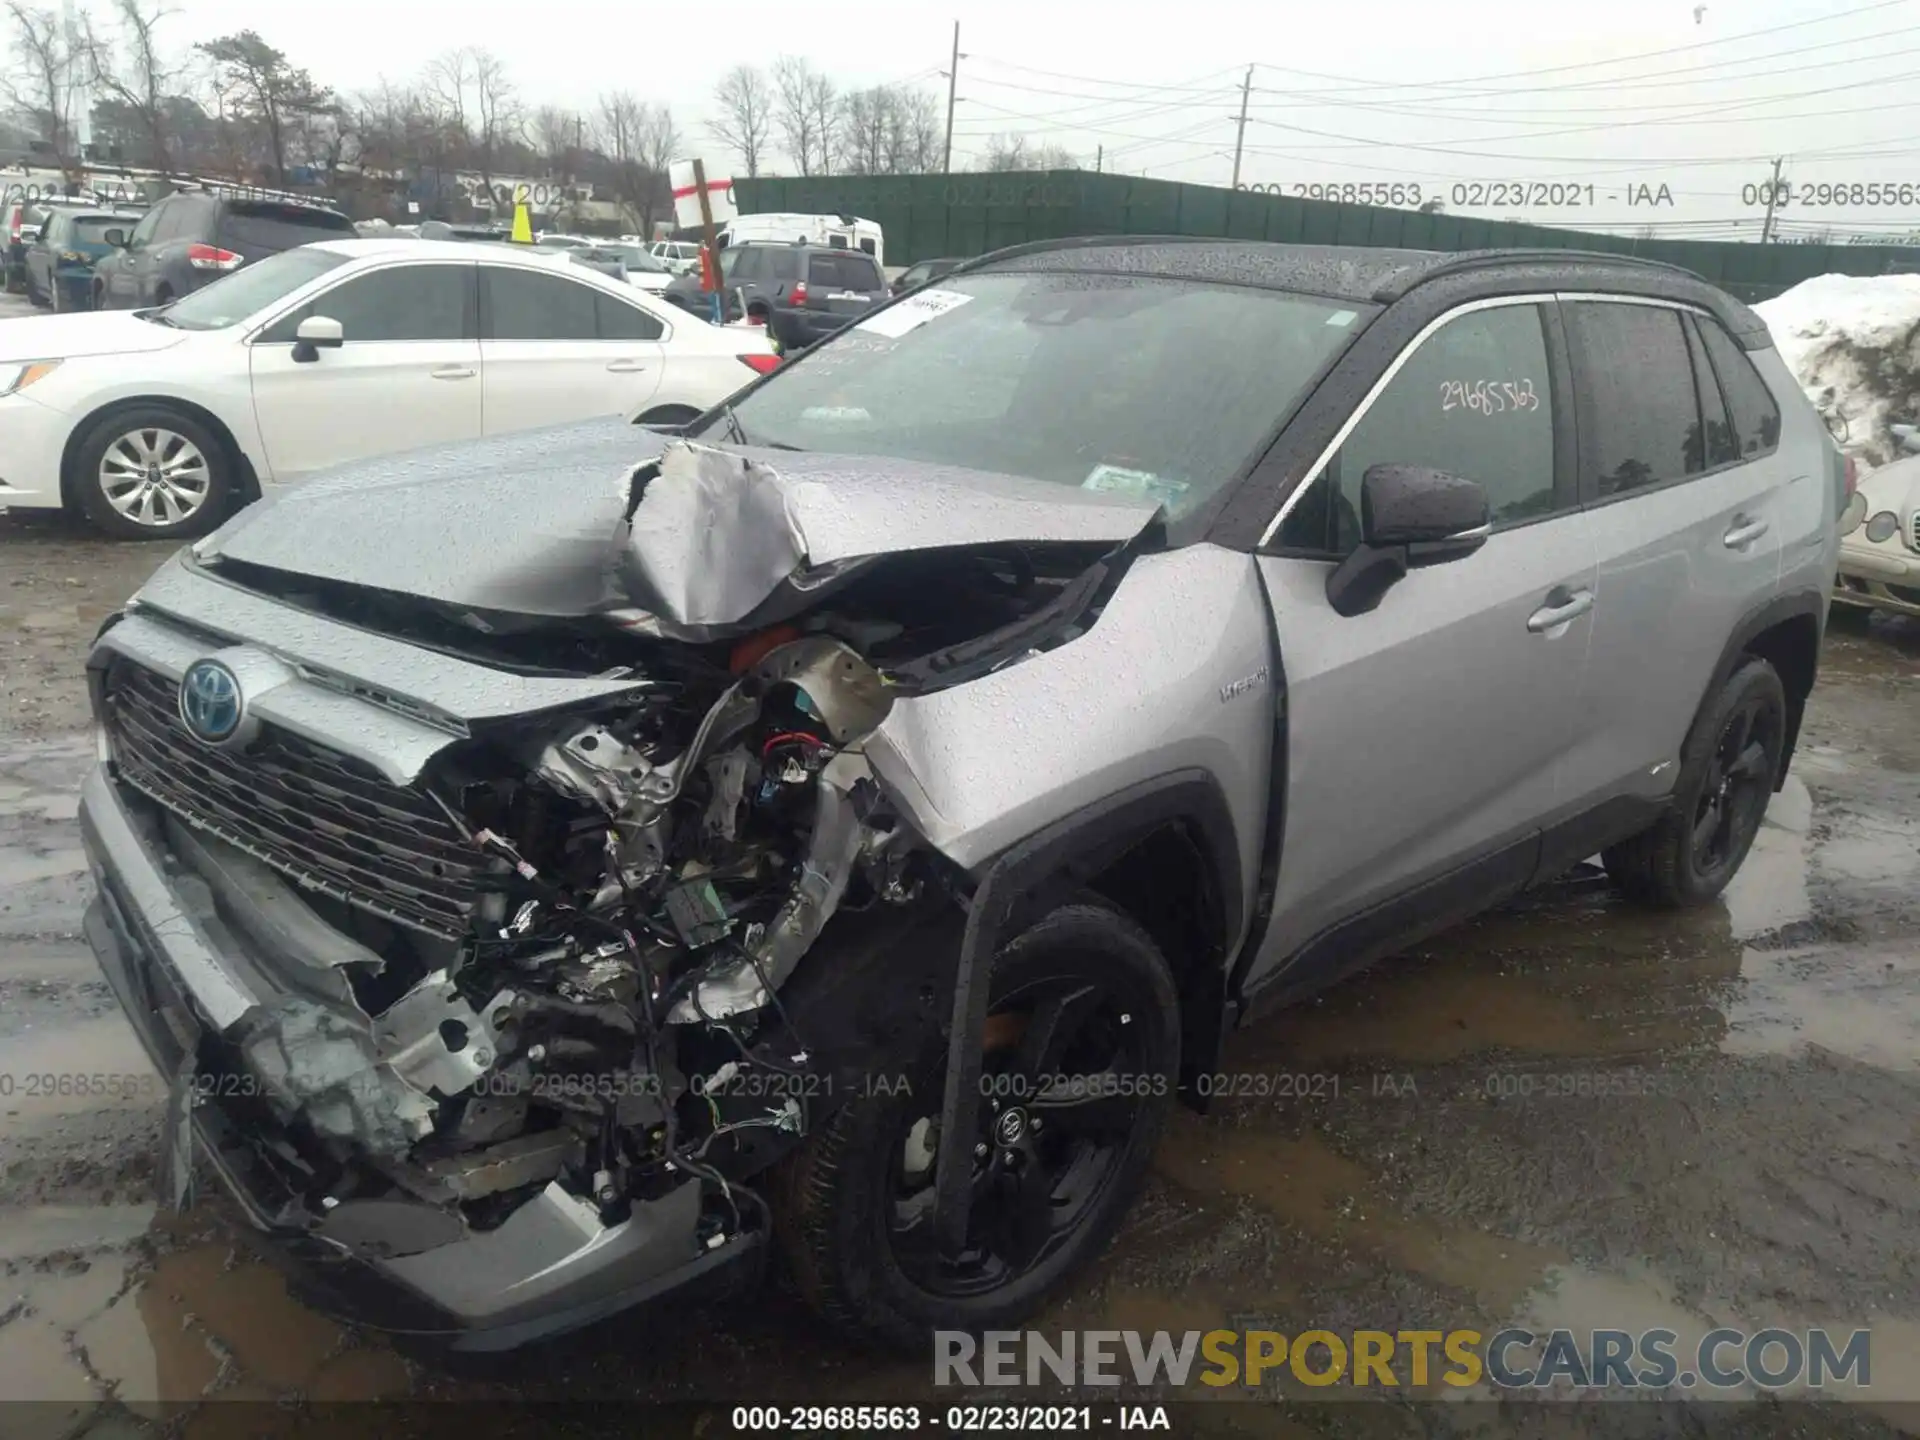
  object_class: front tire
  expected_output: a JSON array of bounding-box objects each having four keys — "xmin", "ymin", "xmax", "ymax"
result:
[
  {"xmin": 777, "ymin": 900, "xmax": 1179, "ymax": 1351},
  {"xmin": 1603, "ymin": 657, "xmax": 1787, "ymax": 908},
  {"xmin": 72, "ymin": 406, "xmax": 234, "ymax": 541}
]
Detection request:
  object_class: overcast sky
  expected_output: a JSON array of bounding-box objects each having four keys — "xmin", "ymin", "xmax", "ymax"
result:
[{"xmin": 55, "ymin": 0, "xmax": 1920, "ymax": 237}]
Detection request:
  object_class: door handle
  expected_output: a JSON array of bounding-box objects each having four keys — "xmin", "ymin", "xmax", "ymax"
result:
[
  {"xmin": 605, "ymin": 359, "xmax": 649, "ymax": 373},
  {"xmin": 430, "ymin": 365, "xmax": 476, "ymax": 380},
  {"xmin": 1526, "ymin": 587, "xmax": 1594, "ymax": 633},
  {"xmin": 1723, "ymin": 515, "xmax": 1770, "ymax": 549}
]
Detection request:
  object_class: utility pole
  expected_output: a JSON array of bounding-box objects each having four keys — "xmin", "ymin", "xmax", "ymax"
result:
[
  {"xmin": 942, "ymin": 22, "xmax": 961, "ymax": 174},
  {"xmin": 1096, "ymin": 144, "xmax": 1103, "ymax": 172},
  {"xmin": 1230, "ymin": 66, "xmax": 1253, "ymax": 190},
  {"xmin": 1760, "ymin": 155, "xmax": 1785, "ymax": 243}
]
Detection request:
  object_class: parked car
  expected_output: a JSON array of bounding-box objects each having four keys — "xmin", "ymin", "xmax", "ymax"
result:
[
  {"xmin": 24, "ymin": 206, "xmax": 147, "ymax": 311},
  {"xmin": 72, "ymin": 240, "xmax": 1836, "ymax": 1355},
  {"xmin": 663, "ymin": 241, "xmax": 889, "ymax": 351},
  {"xmin": 534, "ymin": 233, "xmax": 592, "ymax": 250},
  {"xmin": 889, "ymin": 256, "xmax": 962, "ymax": 295},
  {"xmin": 649, "ymin": 238, "xmax": 701, "ymax": 274},
  {"xmin": 0, "ymin": 237, "xmax": 777, "ymax": 539},
  {"xmin": 91, "ymin": 187, "xmax": 357, "ymax": 310},
  {"xmin": 590, "ymin": 242, "xmax": 675, "ymax": 293},
  {"xmin": 5, "ymin": 198, "xmax": 49, "ymax": 293},
  {"xmin": 716, "ymin": 211, "xmax": 884, "ymax": 268},
  {"xmin": 1834, "ymin": 452, "xmax": 1920, "ymax": 618}
]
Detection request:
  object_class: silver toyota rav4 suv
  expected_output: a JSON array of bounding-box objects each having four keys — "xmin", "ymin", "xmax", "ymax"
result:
[{"xmin": 78, "ymin": 239, "xmax": 1841, "ymax": 1353}]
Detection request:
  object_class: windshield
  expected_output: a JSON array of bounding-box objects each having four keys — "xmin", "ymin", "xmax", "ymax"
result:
[
  {"xmin": 155, "ymin": 246, "xmax": 351, "ymax": 330},
  {"xmin": 716, "ymin": 271, "xmax": 1371, "ymax": 520}
]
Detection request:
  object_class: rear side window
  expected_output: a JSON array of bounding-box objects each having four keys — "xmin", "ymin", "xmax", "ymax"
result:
[
  {"xmin": 219, "ymin": 201, "xmax": 354, "ymax": 256},
  {"xmin": 808, "ymin": 253, "xmax": 882, "ymax": 290},
  {"xmin": 1695, "ymin": 317, "xmax": 1782, "ymax": 460},
  {"xmin": 596, "ymin": 292, "xmax": 664, "ymax": 341},
  {"xmin": 1331, "ymin": 303, "xmax": 1558, "ymax": 537},
  {"xmin": 1683, "ymin": 317, "xmax": 1738, "ymax": 468},
  {"xmin": 769, "ymin": 249, "xmax": 801, "ymax": 281},
  {"xmin": 151, "ymin": 197, "xmax": 206, "ymax": 243},
  {"xmin": 1564, "ymin": 302, "xmax": 1701, "ymax": 498},
  {"xmin": 73, "ymin": 217, "xmax": 125, "ymax": 244}
]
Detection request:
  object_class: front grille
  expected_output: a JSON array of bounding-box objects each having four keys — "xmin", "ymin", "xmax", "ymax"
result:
[
  {"xmin": 105, "ymin": 661, "xmax": 480, "ymax": 937},
  {"xmin": 1910, "ymin": 512, "xmax": 1920, "ymax": 553}
]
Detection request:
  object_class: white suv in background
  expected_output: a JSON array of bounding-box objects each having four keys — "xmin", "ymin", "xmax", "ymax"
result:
[{"xmin": 0, "ymin": 238, "xmax": 777, "ymax": 538}]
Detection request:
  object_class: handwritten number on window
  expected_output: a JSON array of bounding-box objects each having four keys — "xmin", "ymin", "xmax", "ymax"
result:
[{"xmin": 1439, "ymin": 378, "xmax": 1538, "ymax": 414}]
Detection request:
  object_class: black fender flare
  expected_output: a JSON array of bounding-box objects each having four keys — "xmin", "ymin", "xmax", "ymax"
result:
[
  {"xmin": 928, "ymin": 769, "xmax": 1243, "ymax": 1254},
  {"xmin": 1688, "ymin": 587, "xmax": 1827, "ymax": 789}
]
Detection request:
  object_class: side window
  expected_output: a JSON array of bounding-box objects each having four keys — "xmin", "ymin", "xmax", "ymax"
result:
[
  {"xmin": 768, "ymin": 249, "xmax": 801, "ymax": 282},
  {"xmin": 484, "ymin": 268, "xmax": 598, "ymax": 340},
  {"xmin": 127, "ymin": 203, "xmax": 166, "ymax": 248},
  {"xmin": 259, "ymin": 264, "xmax": 470, "ymax": 343},
  {"xmin": 1683, "ymin": 317, "xmax": 1738, "ymax": 469},
  {"xmin": 1695, "ymin": 316, "xmax": 1782, "ymax": 460},
  {"xmin": 151, "ymin": 197, "xmax": 203, "ymax": 245},
  {"xmin": 596, "ymin": 292, "xmax": 664, "ymax": 341},
  {"xmin": 1565, "ymin": 302, "xmax": 1702, "ymax": 498},
  {"xmin": 1322, "ymin": 304, "xmax": 1557, "ymax": 548},
  {"xmin": 729, "ymin": 249, "xmax": 766, "ymax": 283}
]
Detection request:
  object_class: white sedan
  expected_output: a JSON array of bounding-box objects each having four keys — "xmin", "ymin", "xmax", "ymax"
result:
[
  {"xmin": 0, "ymin": 237, "xmax": 778, "ymax": 539},
  {"xmin": 1836, "ymin": 453, "xmax": 1920, "ymax": 619}
]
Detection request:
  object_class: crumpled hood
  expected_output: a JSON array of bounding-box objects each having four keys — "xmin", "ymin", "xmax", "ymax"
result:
[
  {"xmin": 0, "ymin": 309, "xmax": 191, "ymax": 362},
  {"xmin": 198, "ymin": 418, "xmax": 1161, "ymax": 628}
]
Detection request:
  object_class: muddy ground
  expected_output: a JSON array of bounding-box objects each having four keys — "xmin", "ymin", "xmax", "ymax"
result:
[{"xmin": 3, "ymin": 484, "xmax": 1919, "ymax": 1436}]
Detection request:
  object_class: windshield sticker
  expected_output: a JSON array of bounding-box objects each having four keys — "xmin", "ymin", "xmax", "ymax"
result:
[
  {"xmin": 1326, "ymin": 309, "xmax": 1358, "ymax": 327},
  {"xmin": 1082, "ymin": 463, "xmax": 1190, "ymax": 507},
  {"xmin": 857, "ymin": 287, "xmax": 974, "ymax": 338},
  {"xmin": 1440, "ymin": 379, "xmax": 1539, "ymax": 414}
]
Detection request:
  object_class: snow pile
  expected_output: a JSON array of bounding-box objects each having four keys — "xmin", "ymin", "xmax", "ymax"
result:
[{"xmin": 1755, "ymin": 273, "xmax": 1920, "ymax": 465}]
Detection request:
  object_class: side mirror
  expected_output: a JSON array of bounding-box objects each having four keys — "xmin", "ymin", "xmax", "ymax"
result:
[
  {"xmin": 290, "ymin": 314, "xmax": 344, "ymax": 364},
  {"xmin": 1326, "ymin": 464, "xmax": 1491, "ymax": 618},
  {"xmin": 102, "ymin": 228, "xmax": 126, "ymax": 247}
]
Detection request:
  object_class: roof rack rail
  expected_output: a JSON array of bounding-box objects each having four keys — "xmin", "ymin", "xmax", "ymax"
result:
[
  {"xmin": 155, "ymin": 173, "xmax": 342, "ymax": 212},
  {"xmin": 1376, "ymin": 247, "xmax": 1700, "ymax": 300}
]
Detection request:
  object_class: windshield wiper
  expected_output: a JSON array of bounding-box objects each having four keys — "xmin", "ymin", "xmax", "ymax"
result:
[
  {"xmin": 138, "ymin": 309, "xmax": 179, "ymax": 328},
  {"xmin": 721, "ymin": 404, "xmax": 749, "ymax": 446}
]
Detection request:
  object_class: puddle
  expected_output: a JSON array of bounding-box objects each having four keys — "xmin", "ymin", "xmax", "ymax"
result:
[
  {"xmin": 1153, "ymin": 1116, "xmax": 1562, "ymax": 1319},
  {"xmin": 1723, "ymin": 941, "xmax": 1920, "ymax": 1072},
  {"xmin": 0, "ymin": 1207, "xmax": 417, "ymax": 1417},
  {"xmin": 1486, "ymin": 1260, "xmax": 1920, "ymax": 1408},
  {"xmin": 1720, "ymin": 777, "xmax": 1815, "ymax": 940}
]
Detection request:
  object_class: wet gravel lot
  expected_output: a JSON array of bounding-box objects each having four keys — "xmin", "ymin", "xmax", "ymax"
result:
[{"xmin": 2, "ymin": 297, "xmax": 1917, "ymax": 1435}]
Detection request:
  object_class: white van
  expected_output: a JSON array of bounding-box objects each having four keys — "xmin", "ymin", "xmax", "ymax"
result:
[{"xmin": 716, "ymin": 212, "xmax": 884, "ymax": 268}]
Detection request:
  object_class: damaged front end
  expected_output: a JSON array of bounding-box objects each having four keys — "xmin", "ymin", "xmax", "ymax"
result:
[{"xmin": 84, "ymin": 436, "xmax": 1151, "ymax": 1346}]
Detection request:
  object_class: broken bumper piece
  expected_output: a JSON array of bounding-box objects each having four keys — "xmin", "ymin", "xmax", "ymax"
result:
[{"xmin": 78, "ymin": 764, "xmax": 761, "ymax": 1350}]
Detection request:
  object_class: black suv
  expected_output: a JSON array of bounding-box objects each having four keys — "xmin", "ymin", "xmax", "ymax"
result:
[
  {"xmin": 92, "ymin": 187, "xmax": 356, "ymax": 309},
  {"xmin": 664, "ymin": 241, "xmax": 889, "ymax": 350}
]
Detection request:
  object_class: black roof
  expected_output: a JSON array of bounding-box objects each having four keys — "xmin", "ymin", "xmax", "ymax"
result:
[{"xmin": 958, "ymin": 234, "xmax": 1769, "ymax": 347}]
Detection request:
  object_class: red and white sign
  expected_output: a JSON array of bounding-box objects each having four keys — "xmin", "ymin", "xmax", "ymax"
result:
[{"xmin": 668, "ymin": 160, "xmax": 737, "ymax": 229}]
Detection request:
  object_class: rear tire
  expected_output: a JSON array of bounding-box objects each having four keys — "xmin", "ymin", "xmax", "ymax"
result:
[
  {"xmin": 1603, "ymin": 657, "xmax": 1787, "ymax": 908},
  {"xmin": 776, "ymin": 899, "xmax": 1179, "ymax": 1352}
]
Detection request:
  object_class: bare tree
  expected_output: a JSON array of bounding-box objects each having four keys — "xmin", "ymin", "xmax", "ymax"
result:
[
  {"xmin": 709, "ymin": 63, "xmax": 772, "ymax": 177},
  {"xmin": 885, "ymin": 86, "xmax": 942, "ymax": 172},
  {"xmin": 430, "ymin": 46, "xmax": 521, "ymax": 198},
  {"xmin": 635, "ymin": 102, "xmax": 681, "ymax": 234},
  {"xmin": 978, "ymin": 132, "xmax": 1077, "ymax": 172},
  {"xmin": 772, "ymin": 55, "xmax": 835, "ymax": 176},
  {"xmin": 3, "ymin": 2, "xmax": 81, "ymax": 174},
  {"xmin": 835, "ymin": 86, "xmax": 891, "ymax": 176},
  {"xmin": 979, "ymin": 131, "xmax": 1029, "ymax": 173},
  {"xmin": 80, "ymin": 0, "xmax": 179, "ymax": 171},
  {"xmin": 197, "ymin": 30, "xmax": 333, "ymax": 183},
  {"xmin": 532, "ymin": 104, "xmax": 579, "ymax": 175}
]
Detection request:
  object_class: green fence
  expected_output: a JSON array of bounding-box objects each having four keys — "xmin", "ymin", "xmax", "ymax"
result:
[{"xmin": 733, "ymin": 170, "xmax": 1920, "ymax": 303}]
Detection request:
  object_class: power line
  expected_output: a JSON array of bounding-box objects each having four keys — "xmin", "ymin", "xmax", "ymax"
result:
[{"xmin": 1249, "ymin": 0, "xmax": 1905, "ymax": 93}]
